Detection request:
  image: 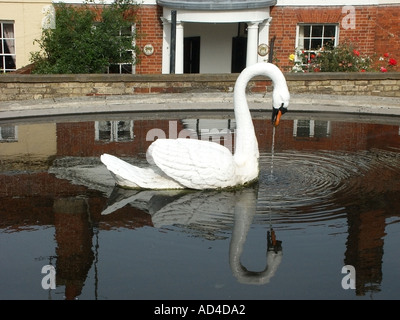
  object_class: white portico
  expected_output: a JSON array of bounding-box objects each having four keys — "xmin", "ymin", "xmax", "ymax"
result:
[{"xmin": 157, "ymin": 0, "xmax": 276, "ymax": 74}]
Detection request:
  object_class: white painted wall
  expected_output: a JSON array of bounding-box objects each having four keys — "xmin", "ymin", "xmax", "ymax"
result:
[
  {"xmin": 0, "ymin": 0, "xmax": 53, "ymax": 69},
  {"xmin": 184, "ymin": 22, "xmax": 237, "ymax": 74},
  {"xmin": 52, "ymin": 0, "xmax": 157, "ymax": 4}
]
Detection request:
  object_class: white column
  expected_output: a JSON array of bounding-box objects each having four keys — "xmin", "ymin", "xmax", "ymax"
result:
[
  {"xmin": 246, "ymin": 22, "xmax": 259, "ymax": 67},
  {"xmin": 161, "ymin": 17, "xmax": 171, "ymax": 74},
  {"xmin": 175, "ymin": 22, "xmax": 184, "ymax": 74},
  {"xmin": 258, "ymin": 18, "xmax": 272, "ymax": 63}
]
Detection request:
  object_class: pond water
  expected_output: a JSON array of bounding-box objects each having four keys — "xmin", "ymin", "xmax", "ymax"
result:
[{"xmin": 1, "ymin": 110, "xmax": 400, "ymax": 301}]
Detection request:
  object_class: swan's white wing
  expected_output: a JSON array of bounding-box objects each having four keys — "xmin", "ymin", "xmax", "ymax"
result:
[
  {"xmin": 100, "ymin": 153, "xmax": 184, "ymax": 189},
  {"xmin": 147, "ymin": 138, "xmax": 236, "ymax": 189}
]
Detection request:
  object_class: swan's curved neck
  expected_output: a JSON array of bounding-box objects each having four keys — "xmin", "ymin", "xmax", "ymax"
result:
[{"xmin": 233, "ymin": 63, "xmax": 286, "ymax": 159}]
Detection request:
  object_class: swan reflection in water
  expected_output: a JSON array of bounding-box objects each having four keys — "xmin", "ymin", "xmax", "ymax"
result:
[{"xmin": 102, "ymin": 185, "xmax": 283, "ymax": 285}]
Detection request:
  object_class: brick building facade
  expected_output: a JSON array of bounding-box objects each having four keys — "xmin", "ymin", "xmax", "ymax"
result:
[
  {"xmin": 127, "ymin": 1, "xmax": 400, "ymax": 74},
  {"xmin": 269, "ymin": 4, "xmax": 400, "ymax": 72},
  {"xmin": 2, "ymin": 0, "xmax": 399, "ymax": 74},
  {"xmin": 134, "ymin": 4, "xmax": 164, "ymax": 74}
]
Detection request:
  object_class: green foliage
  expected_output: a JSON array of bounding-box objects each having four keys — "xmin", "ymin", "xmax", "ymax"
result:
[
  {"xmin": 291, "ymin": 41, "xmax": 373, "ymax": 73},
  {"xmin": 30, "ymin": 0, "xmax": 140, "ymax": 74},
  {"xmin": 290, "ymin": 40, "xmax": 398, "ymax": 73}
]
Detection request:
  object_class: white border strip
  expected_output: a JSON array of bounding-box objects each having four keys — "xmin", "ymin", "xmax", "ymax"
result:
[{"xmin": 276, "ymin": 0, "xmax": 400, "ymax": 6}]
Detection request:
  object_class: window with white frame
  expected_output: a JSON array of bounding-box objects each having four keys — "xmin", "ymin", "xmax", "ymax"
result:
[
  {"xmin": 106, "ymin": 25, "xmax": 136, "ymax": 74},
  {"xmin": 293, "ymin": 120, "xmax": 331, "ymax": 138},
  {"xmin": 295, "ymin": 24, "xmax": 338, "ymax": 66},
  {"xmin": 0, "ymin": 21, "xmax": 16, "ymax": 73},
  {"xmin": 95, "ymin": 120, "xmax": 134, "ymax": 142},
  {"xmin": 0, "ymin": 125, "xmax": 18, "ymax": 142}
]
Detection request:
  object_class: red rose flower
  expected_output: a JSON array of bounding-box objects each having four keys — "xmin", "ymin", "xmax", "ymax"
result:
[
  {"xmin": 353, "ymin": 49, "xmax": 360, "ymax": 56},
  {"xmin": 380, "ymin": 66, "xmax": 388, "ymax": 72},
  {"xmin": 310, "ymin": 54, "xmax": 316, "ymax": 59},
  {"xmin": 389, "ymin": 58, "xmax": 397, "ymax": 66},
  {"xmin": 384, "ymin": 52, "xmax": 389, "ymax": 58},
  {"xmin": 360, "ymin": 69, "xmax": 366, "ymax": 72}
]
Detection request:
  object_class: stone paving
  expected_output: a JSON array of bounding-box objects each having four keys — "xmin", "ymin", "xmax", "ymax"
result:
[{"xmin": 1, "ymin": 92, "xmax": 400, "ymax": 120}]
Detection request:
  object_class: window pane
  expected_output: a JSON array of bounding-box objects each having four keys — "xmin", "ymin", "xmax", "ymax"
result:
[
  {"xmin": 0, "ymin": 40, "xmax": 3, "ymax": 54},
  {"xmin": 304, "ymin": 39, "xmax": 310, "ymax": 50},
  {"xmin": 323, "ymin": 38, "xmax": 335, "ymax": 49},
  {"xmin": 3, "ymin": 39, "xmax": 14, "ymax": 53},
  {"xmin": 315, "ymin": 121, "xmax": 329, "ymax": 138},
  {"xmin": 108, "ymin": 64, "xmax": 120, "ymax": 74},
  {"xmin": 120, "ymin": 50, "xmax": 132, "ymax": 62},
  {"xmin": 296, "ymin": 120, "xmax": 310, "ymax": 137},
  {"xmin": 1, "ymin": 125, "xmax": 16, "ymax": 140},
  {"xmin": 303, "ymin": 25, "xmax": 310, "ymax": 37},
  {"xmin": 311, "ymin": 38, "xmax": 322, "ymax": 50},
  {"xmin": 120, "ymin": 26, "xmax": 132, "ymax": 36},
  {"xmin": 324, "ymin": 25, "xmax": 336, "ymax": 37},
  {"xmin": 121, "ymin": 64, "xmax": 132, "ymax": 74},
  {"xmin": 5, "ymin": 55, "xmax": 15, "ymax": 69},
  {"xmin": 3, "ymin": 23, "xmax": 14, "ymax": 38},
  {"xmin": 116, "ymin": 121, "xmax": 132, "ymax": 141},
  {"xmin": 98, "ymin": 121, "xmax": 112, "ymax": 140},
  {"xmin": 311, "ymin": 25, "xmax": 323, "ymax": 37},
  {"xmin": 0, "ymin": 57, "xmax": 3, "ymax": 70}
]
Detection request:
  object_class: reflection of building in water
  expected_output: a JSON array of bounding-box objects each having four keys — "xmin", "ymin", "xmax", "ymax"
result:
[
  {"xmin": 1, "ymin": 117, "xmax": 400, "ymax": 298},
  {"xmin": 56, "ymin": 119, "xmax": 182, "ymax": 157},
  {"xmin": 54, "ymin": 117, "xmax": 400, "ymax": 157},
  {"xmin": 293, "ymin": 120, "xmax": 331, "ymax": 138},
  {"xmin": 53, "ymin": 197, "xmax": 94, "ymax": 300},
  {"xmin": 0, "ymin": 170, "xmax": 154, "ymax": 299},
  {"xmin": 182, "ymin": 119, "xmax": 236, "ymax": 150},
  {"xmin": 339, "ymin": 163, "xmax": 400, "ymax": 296},
  {"xmin": 345, "ymin": 209, "xmax": 385, "ymax": 296},
  {"xmin": 0, "ymin": 123, "xmax": 56, "ymax": 170},
  {"xmin": 0, "ymin": 124, "xmax": 18, "ymax": 142},
  {"xmin": 95, "ymin": 121, "xmax": 134, "ymax": 142}
]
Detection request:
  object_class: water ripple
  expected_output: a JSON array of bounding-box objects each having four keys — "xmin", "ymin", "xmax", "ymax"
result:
[{"xmin": 256, "ymin": 149, "xmax": 400, "ymax": 224}]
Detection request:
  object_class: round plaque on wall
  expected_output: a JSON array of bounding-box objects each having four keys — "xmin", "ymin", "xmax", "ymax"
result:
[
  {"xmin": 258, "ymin": 44, "xmax": 269, "ymax": 56},
  {"xmin": 143, "ymin": 44, "xmax": 154, "ymax": 56}
]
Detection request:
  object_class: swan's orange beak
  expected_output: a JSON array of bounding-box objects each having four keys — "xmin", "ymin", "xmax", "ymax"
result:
[
  {"xmin": 273, "ymin": 110, "xmax": 282, "ymax": 127},
  {"xmin": 272, "ymin": 105, "xmax": 287, "ymax": 127}
]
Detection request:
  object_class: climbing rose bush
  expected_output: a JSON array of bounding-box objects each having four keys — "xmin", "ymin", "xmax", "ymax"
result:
[{"xmin": 290, "ymin": 41, "xmax": 398, "ymax": 73}]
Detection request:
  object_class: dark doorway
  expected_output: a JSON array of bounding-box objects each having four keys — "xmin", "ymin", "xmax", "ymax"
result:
[
  {"xmin": 184, "ymin": 36, "xmax": 200, "ymax": 73},
  {"xmin": 231, "ymin": 36, "xmax": 247, "ymax": 73}
]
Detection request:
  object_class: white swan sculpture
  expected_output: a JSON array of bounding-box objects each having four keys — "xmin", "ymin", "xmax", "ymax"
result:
[{"xmin": 101, "ymin": 62, "xmax": 290, "ymax": 190}]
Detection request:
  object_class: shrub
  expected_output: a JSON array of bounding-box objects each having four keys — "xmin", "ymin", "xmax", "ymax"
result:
[
  {"xmin": 290, "ymin": 40, "xmax": 398, "ymax": 73},
  {"xmin": 30, "ymin": 0, "xmax": 140, "ymax": 74}
]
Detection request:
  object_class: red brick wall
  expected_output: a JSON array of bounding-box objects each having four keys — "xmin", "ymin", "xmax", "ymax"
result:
[
  {"xmin": 269, "ymin": 5, "xmax": 400, "ymax": 72},
  {"xmin": 375, "ymin": 6, "xmax": 400, "ymax": 60},
  {"xmin": 135, "ymin": 5, "xmax": 164, "ymax": 74},
  {"xmin": 136, "ymin": 4, "xmax": 400, "ymax": 74}
]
